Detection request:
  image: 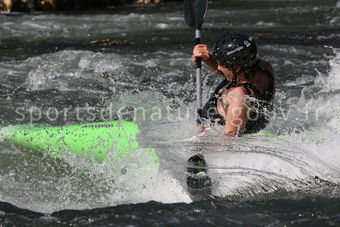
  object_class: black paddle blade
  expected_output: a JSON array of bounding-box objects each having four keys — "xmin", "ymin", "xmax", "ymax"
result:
[
  {"xmin": 184, "ymin": 0, "xmax": 208, "ymax": 29},
  {"xmin": 186, "ymin": 154, "xmax": 212, "ymax": 200}
]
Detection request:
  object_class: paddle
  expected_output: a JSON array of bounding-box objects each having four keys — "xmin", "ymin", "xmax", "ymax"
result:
[
  {"xmin": 184, "ymin": 0, "xmax": 208, "ymax": 114},
  {"xmin": 184, "ymin": 1, "xmax": 210, "ymax": 198}
]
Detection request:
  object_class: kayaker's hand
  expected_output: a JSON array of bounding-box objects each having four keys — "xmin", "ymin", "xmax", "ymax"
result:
[
  {"xmin": 197, "ymin": 125, "xmax": 206, "ymax": 133},
  {"xmin": 192, "ymin": 44, "xmax": 210, "ymax": 62}
]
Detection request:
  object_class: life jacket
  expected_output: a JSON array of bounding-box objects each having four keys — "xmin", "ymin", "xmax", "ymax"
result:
[{"xmin": 197, "ymin": 59, "xmax": 275, "ymax": 134}]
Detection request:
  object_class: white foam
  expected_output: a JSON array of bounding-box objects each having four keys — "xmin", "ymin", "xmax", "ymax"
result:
[
  {"xmin": 155, "ymin": 23, "xmax": 169, "ymax": 29},
  {"xmin": 324, "ymin": 49, "xmax": 340, "ymax": 90},
  {"xmin": 0, "ymin": 125, "xmax": 13, "ymax": 143},
  {"xmin": 23, "ymin": 50, "xmax": 124, "ymax": 91}
]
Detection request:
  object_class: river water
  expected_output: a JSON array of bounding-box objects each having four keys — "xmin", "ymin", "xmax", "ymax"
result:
[{"xmin": 0, "ymin": 0, "xmax": 340, "ymax": 225}]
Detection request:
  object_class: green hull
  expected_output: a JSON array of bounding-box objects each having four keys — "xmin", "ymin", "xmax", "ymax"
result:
[{"xmin": 4, "ymin": 121, "xmax": 158, "ymax": 163}]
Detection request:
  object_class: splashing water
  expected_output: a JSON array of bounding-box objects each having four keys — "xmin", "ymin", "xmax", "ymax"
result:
[{"xmin": 0, "ymin": 1, "xmax": 339, "ymax": 217}]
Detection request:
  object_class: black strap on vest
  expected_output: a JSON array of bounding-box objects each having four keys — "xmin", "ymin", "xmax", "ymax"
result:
[{"xmin": 196, "ymin": 79, "xmax": 229, "ymax": 125}]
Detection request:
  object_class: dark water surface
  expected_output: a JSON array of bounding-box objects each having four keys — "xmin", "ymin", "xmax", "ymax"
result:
[
  {"xmin": 2, "ymin": 198, "xmax": 340, "ymax": 226},
  {"xmin": 0, "ymin": 0, "xmax": 340, "ymax": 226}
]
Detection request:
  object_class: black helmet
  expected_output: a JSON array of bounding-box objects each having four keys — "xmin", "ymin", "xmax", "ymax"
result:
[{"xmin": 212, "ymin": 33, "xmax": 257, "ymax": 70}]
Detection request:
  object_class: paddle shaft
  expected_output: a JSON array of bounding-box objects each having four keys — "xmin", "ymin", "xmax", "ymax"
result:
[
  {"xmin": 184, "ymin": 0, "xmax": 208, "ymax": 119},
  {"xmin": 195, "ymin": 29, "xmax": 202, "ymax": 109}
]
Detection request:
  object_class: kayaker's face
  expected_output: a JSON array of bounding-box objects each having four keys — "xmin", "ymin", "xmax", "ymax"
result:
[{"xmin": 217, "ymin": 64, "xmax": 234, "ymax": 80}]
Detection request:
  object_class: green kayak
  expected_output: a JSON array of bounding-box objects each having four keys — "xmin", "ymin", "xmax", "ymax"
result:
[{"xmin": 2, "ymin": 121, "xmax": 158, "ymax": 164}]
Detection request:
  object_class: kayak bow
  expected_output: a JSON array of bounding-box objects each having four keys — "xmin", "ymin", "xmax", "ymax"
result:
[{"xmin": 3, "ymin": 121, "xmax": 158, "ymax": 163}]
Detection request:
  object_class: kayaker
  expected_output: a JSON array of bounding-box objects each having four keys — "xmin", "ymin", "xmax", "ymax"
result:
[{"xmin": 192, "ymin": 32, "xmax": 275, "ymax": 136}]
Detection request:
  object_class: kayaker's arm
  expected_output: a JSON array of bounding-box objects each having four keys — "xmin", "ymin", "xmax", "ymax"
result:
[
  {"xmin": 218, "ymin": 87, "xmax": 250, "ymax": 137},
  {"xmin": 192, "ymin": 44, "xmax": 224, "ymax": 77}
]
